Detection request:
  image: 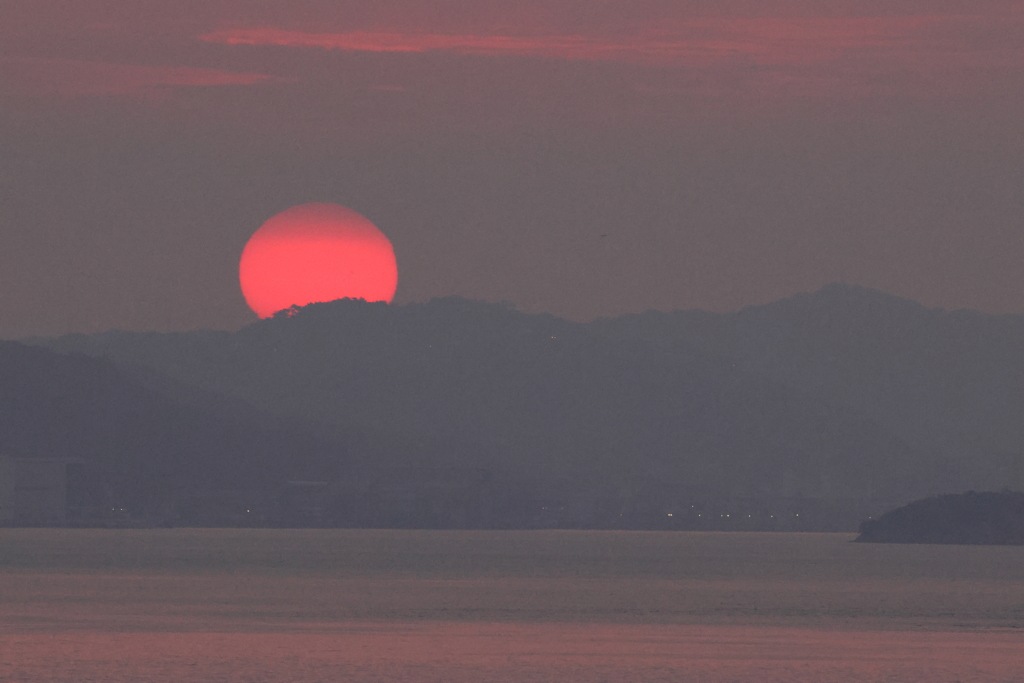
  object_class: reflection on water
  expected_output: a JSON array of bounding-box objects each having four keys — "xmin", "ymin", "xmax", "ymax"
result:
[
  {"xmin": 2, "ymin": 623, "xmax": 1022, "ymax": 683},
  {"xmin": 1, "ymin": 530, "xmax": 1022, "ymax": 682}
]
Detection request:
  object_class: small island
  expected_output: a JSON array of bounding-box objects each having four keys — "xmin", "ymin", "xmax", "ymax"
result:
[{"xmin": 856, "ymin": 490, "xmax": 1024, "ymax": 545}]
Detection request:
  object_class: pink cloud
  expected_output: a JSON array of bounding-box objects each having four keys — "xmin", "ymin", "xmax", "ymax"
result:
[
  {"xmin": 199, "ymin": 28, "xmax": 712, "ymax": 62},
  {"xmin": 5, "ymin": 1, "xmax": 1022, "ymax": 121},
  {"xmin": 197, "ymin": 16, "xmax": 956, "ymax": 67},
  {"xmin": 194, "ymin": 12, "xmax": 1024, "ymax": 106},
  {"xmin": 1, "ymin": 57, "xmax": 274, "ymax": 99}
]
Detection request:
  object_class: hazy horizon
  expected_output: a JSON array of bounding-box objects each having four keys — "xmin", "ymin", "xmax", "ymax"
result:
[
  {"xmin": 11, "ymin": 280, "xmax": 1018, "ymax": 341},
  {"xmin": 3, "ymin": 1, "xmax": 1024, "ymax": 337},
  {"xmin": 4, "ymin": 2, "xmax": 1023, "ymax": 679}
]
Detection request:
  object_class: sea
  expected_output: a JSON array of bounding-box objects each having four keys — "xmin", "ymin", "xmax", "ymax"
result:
[{"xmin": 1, "ymin": 529, "xmax": 1022, "ymax": 682}]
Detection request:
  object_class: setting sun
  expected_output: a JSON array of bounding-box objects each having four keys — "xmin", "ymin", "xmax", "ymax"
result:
[{"xmin": 239, "ymin": 203, "xmax": 398, "ymax": 318}]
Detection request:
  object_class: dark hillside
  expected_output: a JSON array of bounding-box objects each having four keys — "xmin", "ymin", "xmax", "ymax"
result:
[
  {"xmin": 856, "ymin": 491, "xmax": 1024, "ymax": 545},
  {"xmin": 0, "ymin": 341, "xmax": 345, "ymax": 520},
  {"xmin": 30, "ymin": 297, "xmax": 940, "ymax": 510},
  {"xmin": 590, "ymin": 283, "xmax": 1024, "ymax": 491}
]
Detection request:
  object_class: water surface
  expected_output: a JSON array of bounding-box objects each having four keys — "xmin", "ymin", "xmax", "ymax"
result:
[{"xmin": 2, "ymin": 529, "xmax": 1022, "ymax": 681}]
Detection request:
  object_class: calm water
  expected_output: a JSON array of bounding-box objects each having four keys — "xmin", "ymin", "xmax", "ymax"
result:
[{"xmin": 1, "ymin": 529, "xmax": 1022, "ymax": 682}]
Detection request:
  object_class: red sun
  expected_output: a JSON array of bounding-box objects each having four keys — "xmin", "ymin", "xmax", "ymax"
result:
[{"xmin": 239, "ymin": 203, "xmax": 398, "ymax": 318}]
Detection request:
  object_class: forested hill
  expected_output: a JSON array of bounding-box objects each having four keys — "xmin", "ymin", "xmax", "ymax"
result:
[{"xmin": 25, "ymin": 284, "xmax": 1019, "ymax": 510}]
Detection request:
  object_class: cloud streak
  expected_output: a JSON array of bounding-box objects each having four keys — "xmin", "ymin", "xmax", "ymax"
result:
[
  {"xmin": 197, "ymin": 16, "xmax": 962, "ymax": 67},
  {"xmin": 1, "ymin": 57, "xmax": 274, "ymax": 99},
  {"xmin": 194, "ymin": 12, "xmax": 1024, "ymax": 107}
]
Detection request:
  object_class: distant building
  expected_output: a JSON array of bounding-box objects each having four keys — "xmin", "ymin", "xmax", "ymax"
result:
[{"xmin": 0, "ymin": 456, "xmax": 83, "ymax": 526}]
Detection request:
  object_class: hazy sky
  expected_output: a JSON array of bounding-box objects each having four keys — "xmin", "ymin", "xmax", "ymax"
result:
[{"xmin": 2, "ymin": 0, "xmax": 1023, "ymax": 336}]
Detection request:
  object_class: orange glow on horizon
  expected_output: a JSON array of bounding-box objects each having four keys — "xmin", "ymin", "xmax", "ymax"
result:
[{"xmin": 239, "ymin": 203, "xmax": 398, "ymax": 318}]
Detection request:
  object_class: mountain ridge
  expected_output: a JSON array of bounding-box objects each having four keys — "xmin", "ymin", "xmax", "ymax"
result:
[{"xmin": 25, "ymin": 284, "xmax": 1008, "ymax": 507}]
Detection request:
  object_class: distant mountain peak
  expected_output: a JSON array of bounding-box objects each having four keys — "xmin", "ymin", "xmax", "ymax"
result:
[{"xmin": 741, "ymin": 282, "xmax": 935, "ymax": 319}]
